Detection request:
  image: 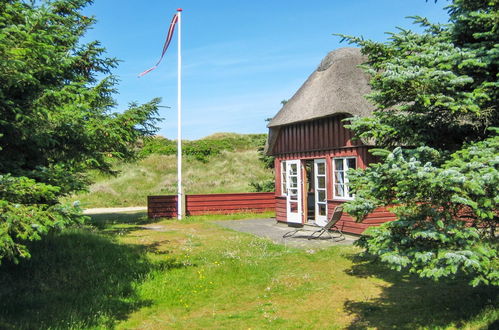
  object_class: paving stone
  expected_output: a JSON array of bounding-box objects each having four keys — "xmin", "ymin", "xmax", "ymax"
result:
[{"xmin": 214, "ymin": 218, "xmax": 358, "ymax": 249}]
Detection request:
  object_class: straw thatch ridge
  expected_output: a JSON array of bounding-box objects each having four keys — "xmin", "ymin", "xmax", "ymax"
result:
[{"xmin": 267, "ymin": 47, "xmax": 374, "ymax": 128}]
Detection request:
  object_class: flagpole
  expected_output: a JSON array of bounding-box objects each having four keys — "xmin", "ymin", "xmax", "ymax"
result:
[{"xmin": 176, "ymin": 8, "xmax": 183, "ymax": 220}]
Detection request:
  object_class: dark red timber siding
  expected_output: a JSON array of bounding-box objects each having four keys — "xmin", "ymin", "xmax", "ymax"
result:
[
  {"xmin": 271, "ymin": 114, "xmax": 360, "ymax": 155},
  {"xmin": 327, "ymin": 200, "xmax": 396, "ymax": 235},
  {"xmin": 148, "ymin": 195, "xmax": 177, "ymax": 218},
  {"xmin": 186, "ymin": 192, "xmax": 275, "ymax": 215},
  {"xmin": 148, "ymin": 192, "xmax": 275, "ymax": 218},
  {"xmin": 269, "ymin": 113, "xmax": 396, "ymax": 234},
  {"xmin": 275, "ymin": 196, "xmax": 287, "ymax": 222},
  {"xmin": 273, "ymin": 146, "xmax": 372, "ymax": 198}
]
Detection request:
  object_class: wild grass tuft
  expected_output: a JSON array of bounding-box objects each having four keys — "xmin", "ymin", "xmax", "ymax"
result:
[{"xmin": 67, "ymin": 149, "xmax": 273, "ymax": 208}]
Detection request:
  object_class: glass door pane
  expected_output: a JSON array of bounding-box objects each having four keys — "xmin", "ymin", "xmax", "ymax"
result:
[
  {"xmin": 314, "ymin": 159, "xmax": 327, "ymax": 226},
  {"xmin": 286, "ymin": 160, "xmax": 302, "ymax": 223}
]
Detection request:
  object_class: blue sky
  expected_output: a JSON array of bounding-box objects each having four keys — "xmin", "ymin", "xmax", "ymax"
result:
[{"xmin": 83, "ymin": 0, "xmax": 450, "ymax": 140}]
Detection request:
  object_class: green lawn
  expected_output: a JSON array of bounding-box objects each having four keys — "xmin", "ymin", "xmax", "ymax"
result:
[{"xmin": 0, "ymin": 212, "xmax": 497, "ymax": 329}]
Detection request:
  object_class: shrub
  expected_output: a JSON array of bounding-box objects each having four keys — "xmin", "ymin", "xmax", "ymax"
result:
[{"xmin": 139, "ymin": 133, "xmax": 268, "ymax": 162}]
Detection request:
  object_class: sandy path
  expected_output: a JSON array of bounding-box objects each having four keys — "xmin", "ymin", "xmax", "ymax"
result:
[{"xmin": 83, "ymin": 206, "xmax": 147, "ymax": 215}]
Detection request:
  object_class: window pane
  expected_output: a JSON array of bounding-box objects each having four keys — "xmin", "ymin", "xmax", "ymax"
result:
[
  {"xmin": 318, "ymin": 177, "xmax": 326, "ymax": 189},
  {"xmin": 333, "ymin": 157, "xmax": 355, "ymax": 199},
  {"xmin": 291, "ymin": 176, "xmax": 298, "ymax": 187},
  {"xmin": 317, "ymin": 162, "xmax": 325, "ymax": 175},
  {"xmin": 335, "ymin": 171, "xmax": 344, "ymax": 184},
  {"xmin": 335, "ymin": 184, "xmax": 344, "ymax": 197},
  {"xmin": 319, "ymin": 204, "xmax": 327, "ymax": 216},
  {"xmin": 318, "ymin": 190, "xmax": 326, "ymax": 202},
  {"xmin": 335, "ymin": 159, "xmax": 343, "ymax": 171},
  {"xmin": 347, "ymin": 158, "xmax": 356, "ymax": 170},
  {"xmin": 281, "ymin": 161, "xmax": 286, "ymax": 195},
  {"xmin": 289, "ymin": 189, "xmax": 298, "ymax": 199},
  {"xmin": 290, "ymin": 202, "xmax": 298, "ymax": 212},
  {"xmin": 290, "ymin": 164, "xmax": 297, "ymax": 175}
]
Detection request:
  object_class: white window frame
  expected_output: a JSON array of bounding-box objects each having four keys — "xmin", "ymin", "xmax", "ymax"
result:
[
  {"xmin": 285, "ymin": 160, "xmax": 302, "ymax": 223},
  {"xmin": 314, "ymin": 159, "xmax": 328, "ymax": 226},
  {"xmin": 280, "ymin": 160, "xmax": 287, "ymax": 196},
  {"xmin": 332, "ymin": 157, "xmax": 356, "ymax": 200}
]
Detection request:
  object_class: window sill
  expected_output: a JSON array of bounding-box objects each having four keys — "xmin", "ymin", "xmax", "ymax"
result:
[{"xmin": 331, "ymin": 197, "xmax": 354, "ymax": 202}]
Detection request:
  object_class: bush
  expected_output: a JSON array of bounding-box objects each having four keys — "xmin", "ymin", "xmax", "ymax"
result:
[
  {"xmin": 139, "ymin": 134, "xmax": 268, "ymax": 162},
  {"xmin": 249, "ymin": 179, "xmax": 275, "ymax": 192},
  {"xmin": 138, "ymin": 137, "xmax": 176, "ymax": 156}
]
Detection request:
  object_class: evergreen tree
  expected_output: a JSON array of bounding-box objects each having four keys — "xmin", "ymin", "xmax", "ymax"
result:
[
  {"xmin": 340, "ymin": 0, "xmax": 498, "ymax": 286},
  {"xmin": 0, "ymin": 0, "xmax": 161, "ymax": 263}
]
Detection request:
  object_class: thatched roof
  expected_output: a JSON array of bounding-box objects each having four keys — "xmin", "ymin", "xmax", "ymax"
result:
[{"xmin": 267, "ymin": 47, "xmax": 374, "ymax": 128}]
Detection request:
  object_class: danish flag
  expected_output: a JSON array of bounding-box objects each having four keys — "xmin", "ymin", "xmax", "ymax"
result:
[{"xmin": 138, "ymin": 13, "xmax": 179, "ymax": 77}]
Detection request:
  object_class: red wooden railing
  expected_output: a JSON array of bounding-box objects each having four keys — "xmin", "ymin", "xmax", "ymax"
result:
[{"xmin": 148, "ymin": 192, "xmax": 275, "ymax": 219}]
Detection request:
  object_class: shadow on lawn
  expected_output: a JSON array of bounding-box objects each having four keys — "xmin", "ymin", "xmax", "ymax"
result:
[
  {"xmin": 89, "ymin": 211, "xmax": 150, "ymax": 229},
  {"xmin": 0, "ymin": 227, "xmax": 187, "ymax": 329},
  {"xmin": 344, "ymin": 255, "xmax": 498, "ymax": 329}
]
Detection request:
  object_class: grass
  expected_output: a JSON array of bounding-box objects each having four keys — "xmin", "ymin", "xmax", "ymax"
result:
[
  {"xmin": 0, "ymin": 212, "xmax": 497, "ymax": 329},
  {"xmin": 67, "ymin": 149, "xmax": 273, "ymax": 208}
]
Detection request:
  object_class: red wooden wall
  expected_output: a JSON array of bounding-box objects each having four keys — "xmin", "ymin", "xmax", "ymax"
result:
[
  {"xmin": 270, "ymin": 114, "xmax": 361, "ymax": 155},
  {"xmin": 186, "ymin": 192, "xmax": 275, "ymax": 215},
  {"xmin": 148, "ymin": 192, "xmax": 275, "ymax": 218},
  {"xmin": 148, "ymin": 195, "xmax": 177, "ymax": 218},
  {"xmin": 327, "ymin": 200, "xmax": 396, "ymax": 235},
  {"xmin": 276, "ymin": 196, "xmax": 287, "ymax": 222},
  {"xmin": 273, "ymin": 146, "xmax": 373, "ymax": 197},
  {"xmin": 274, "ymin": 197, "xmax": 395, "ymax": 235}
]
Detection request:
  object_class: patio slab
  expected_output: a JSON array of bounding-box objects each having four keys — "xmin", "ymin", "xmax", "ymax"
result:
[{"xmin": 214, "ymin": 218, "xmax": 358, "ymax": 249}]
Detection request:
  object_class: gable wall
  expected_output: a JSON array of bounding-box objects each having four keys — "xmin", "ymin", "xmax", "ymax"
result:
[{"xmin": 270, "ymin": 114, "xmax": 361, "ymax": 155}]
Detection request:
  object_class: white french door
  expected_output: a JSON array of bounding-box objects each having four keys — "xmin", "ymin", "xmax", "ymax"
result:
[
  {"xmin": 314, "ymin": 159, "xmax": 328, "ymax": 226},
  {"xmin": 286, "ymin": 160, "xmax": 302, "ymax": 223}
]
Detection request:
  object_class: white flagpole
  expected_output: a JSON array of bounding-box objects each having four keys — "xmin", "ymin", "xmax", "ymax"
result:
[{"xmin": 176, "ymin": 8, "xmax": 183, "ymax": 220}]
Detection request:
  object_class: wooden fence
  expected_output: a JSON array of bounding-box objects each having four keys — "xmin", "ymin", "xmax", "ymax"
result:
[
  {"xmin": 148, "ymin": 192, "xmax": 275, "ymax": 219},
  {"xmin": 147, "ymin": 195, "xmax": 177, "ymax": 219}
]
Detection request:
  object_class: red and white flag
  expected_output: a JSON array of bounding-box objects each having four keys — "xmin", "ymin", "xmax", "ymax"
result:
[{"xmin": 138, "ymin": 13, "xmax": 179, "ymax": 77}]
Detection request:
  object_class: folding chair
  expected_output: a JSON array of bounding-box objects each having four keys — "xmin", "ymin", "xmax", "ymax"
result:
[{"xmin": 283, "ymin": 206, "xmax": 345, "ymax": 241}]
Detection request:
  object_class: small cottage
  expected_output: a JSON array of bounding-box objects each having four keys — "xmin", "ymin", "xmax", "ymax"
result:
[{"xmin": 265, "ymin": 48, "xmax": 395, "ymax": 234}]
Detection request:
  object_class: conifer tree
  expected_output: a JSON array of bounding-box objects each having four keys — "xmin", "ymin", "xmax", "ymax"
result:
[
  {"xmin": 0, "ymin": 0, "xmax": 161, "ymax": 263},
  {"xmin": 341, "ymin": 0, "xmax": 498, "ymax": 286}
]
